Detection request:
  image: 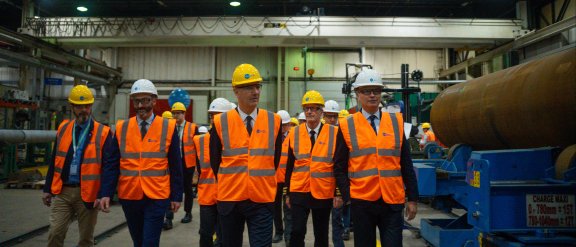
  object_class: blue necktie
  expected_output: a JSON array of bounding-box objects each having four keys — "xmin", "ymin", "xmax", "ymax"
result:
[
  {"xmin": 245, "ymin": 116, "xmax": 253, "ymax": 136},
  {"xmin": 140, "ymin": 121, "xmax": 148, "ymax": 140},
  {"xmin": 369, "ymin": 115, "xmax": 377, "ymax": 134}
]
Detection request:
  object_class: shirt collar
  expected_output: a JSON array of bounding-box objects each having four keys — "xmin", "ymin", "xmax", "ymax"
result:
[
  {"xmin": 306, "ymin": 122, "xmax": 321, "ymax": 134},
  {"xmin": 136, "ymin": 113, "xmax": 155, "ymax": 125},
  {"xmin": 361, "ymin": 108, "xmax": 380, "ymax": 120},
  {"xmin": 238, "ymin": 107, "xmax": 258, "ymax": 122}
]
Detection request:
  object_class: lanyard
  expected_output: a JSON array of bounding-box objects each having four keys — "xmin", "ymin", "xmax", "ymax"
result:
[{"xmin": 72, "ymin": 120, "xmax": 91, "ymax": 153}]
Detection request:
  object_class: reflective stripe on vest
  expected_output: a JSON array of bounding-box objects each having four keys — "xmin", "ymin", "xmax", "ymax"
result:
[
  {"xmin": 198, "ymin": 136, "xmax": 210, "ymax": 169},
  {"xmin": 119, "ymin": 119, "xmax": 169, "ymax": 159},
  {"xmin": 199, "ymin": 178, "xmax": 216, "ymax": 184},
  {"xmin": 310, "ymin": 125, "xmax": 335, "ymax": 163},
  {"xmin": 120, "ymin": 169, "xmax": 169, "ymax": 176},
  {"xmin": 293, "ymin": 127, "xmax": 310, "ymax": 160},
  {"xmin": 346, "ymin": 114, "xmax": 401, "ymax": 158}
]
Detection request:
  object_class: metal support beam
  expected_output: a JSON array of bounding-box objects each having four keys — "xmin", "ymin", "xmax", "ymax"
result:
[
  {"xmin": 0, "ymin": 129, "xmax": 56, "ymax": 144},
  {"xmin": 0, "ymin": 25, "xmax": 122, "ymax": 78},
  {"xmin": 439, "ymin": 16, "xmax": 575, "ymax": 78},
  {"xmin": 0, "ymin": 48, "xmax": 110, "ymax": 85}
]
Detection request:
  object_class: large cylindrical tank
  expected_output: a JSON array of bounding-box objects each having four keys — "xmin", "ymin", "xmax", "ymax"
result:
[{"xmin": 431, "ymin": 48, "xmax": 576, "ymax": 150}]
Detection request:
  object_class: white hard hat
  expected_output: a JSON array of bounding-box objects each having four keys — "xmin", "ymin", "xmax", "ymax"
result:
[
  {"xmin": 229, "ymin": 102, "xmax": 237, "ymax": 110},
  {"xmin": 208, "ymin": 98, "xmax": 231, "ymax": 113},
  {"xmin": 276, "ymin": 110, "xmax": 291, "ymax": 124},
  {"xmin": 352, "ymin": 69, "xmax": 384, "ymax": 89},
  {"xmin": 198, "ymin": 126, "xmax": 208, "ymax": 134},
  {"xmin": 298, "ymin": 112, "xmax": 306, "ymax": 120},
  {"xmin": 131, "ymin": 79, "xmax": 158, "ymax": 96},
  {"xmin": 323, "ymin": 100, "xmax": 340, "ymax": 113}
]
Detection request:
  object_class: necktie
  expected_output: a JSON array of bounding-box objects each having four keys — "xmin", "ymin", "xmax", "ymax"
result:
[
  {"xmin": 140, "ymin": 121, "xmax": 148, "ymax": 140},
  {"xmin": 309, "ymin": 130, "xmax": 316, "ymax": 149},
  {"xmin": 245, "ymin": 116, "xmax": 253, "ymax": 136},
  {"xmin": 369, "ymin": 115, "xmax": 377, "ymax": 134}
]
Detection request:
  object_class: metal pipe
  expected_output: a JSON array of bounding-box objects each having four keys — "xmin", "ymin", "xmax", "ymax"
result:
[
  {"xmin": 431, "ymin": 48, "xmax": 576, "ymax": 150},
  {"xmin": 0, "ymin": 129, "xmax": 56, "ymax": 144}
]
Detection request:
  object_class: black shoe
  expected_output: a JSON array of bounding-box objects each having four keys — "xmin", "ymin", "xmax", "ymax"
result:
[
  {"xmin": 163, "ymin": 220, "xmax": 173, "ymax": 230},
  {"xmin": 272, "ymin": 233, "xmax": 283, "ymax": 243},
  {"xmin": 342, "ymin": 229, "xmax": 350, "ymax": 241},
  {"xmin": 181, "ymin": 213, "xmax": 192, "ymax": 223}
]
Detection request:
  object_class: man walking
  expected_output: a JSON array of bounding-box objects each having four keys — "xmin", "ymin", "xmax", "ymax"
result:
[
  {"xmin": 99, "ymin": 79, "xmax": 183, "ymax": 247},
  {"xmin": 210, "ymin": 64, "xmax": 282, "ymax": 247},
  {"xmin": 334, "ymin": 69, "xmax": 419, "ymax": 247},
  {"xmin": 43, "ymin": 85, "xmax": 117, "ymax": 247}
]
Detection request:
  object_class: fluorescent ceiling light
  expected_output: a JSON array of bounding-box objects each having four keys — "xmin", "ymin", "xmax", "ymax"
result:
[
  {"xmin": 34, "ymin": 16, "xmax": 40, "ymax": 19},
  {"xmin": 230, "ymin": 1, "xmax": 241, "ymax": 7},
  {"xmin": 77, "ymin": 6, "xmax": 88, "ymax": 12}
]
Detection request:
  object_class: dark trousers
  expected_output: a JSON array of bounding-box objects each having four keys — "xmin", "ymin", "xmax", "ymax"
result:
[
  {"xmin": 165, "ymin": 169, "xmax": 194, "ymax": 220},
  {"xmin": 199, "ymin": 204, "xmax": 222, "ymax": 247},
  {"xmin": 121, "ymin": 198, "xmax": 170, "ymax": 247},
  {"xmin": 331, "ymin": 207, "xmax": 345, "ymax": 247},
  {"xmin": 283, "ymin": 195, "xmax": 292, "ymax": 242},
  {"xmin": 351, "ymin": 200, "xmax": 404, "ymax": 247},
  {"xmin": 290, "ymin": 203, "xmax": 331, "ymax": 247},
  {"xmin": 218, "ymin": 200, "xmax": 273, "ymax": 247},
  {"xmin": 343, "ymin": 204, "xmax": 351, "ymax": 229},
  {"xmin": 273, "ymin": 183, "xmax": 284, "ymax": 235}
]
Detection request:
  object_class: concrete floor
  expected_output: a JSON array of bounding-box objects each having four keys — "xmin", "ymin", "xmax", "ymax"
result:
[{"xmin": 0, "ymin": 188, "xmax": 459, "ymax": 246}]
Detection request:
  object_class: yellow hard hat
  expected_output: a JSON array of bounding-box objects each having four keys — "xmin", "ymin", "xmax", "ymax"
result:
[
  {"xmin": 338, "ymin": 109, "xmax": 350, "ymax": 118},
  {"xmin": 68, "ymin": 85, "xmax": 94, "ymax": 105},
  {"xmin": 162, "ymin": 111, "xmax": 173, "ymax": 119},
  {"xmin": 290, "ymin": 117, "xmax": 299, "ymax": 126},
  {"xmin": 171, "ymin": 102, "xmax": 186, "ymax": 112},
  {"xmin": 422, "ymin": 122, "xmax": 431, "ymax": 129},
  {"xmin": 301, "ymin": 90, "xmax": 325, "ymax": 107},
  {"xmin": 321, "ymin": 118, "xmax": 325, "ymax": 124},
  {"xmin": 232, "ymin": 64, "xmax": 262, "ymax": 87}
]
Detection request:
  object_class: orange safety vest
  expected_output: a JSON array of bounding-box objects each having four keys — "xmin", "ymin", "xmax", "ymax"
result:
[
  {"xmin": 213, "ymin": 109, "xmax": 280, "ymax": 203},
  {"xmin": 288, "ymin": 124, "xmax": 337, "ymax": 199},
  {"xmin": 425, "ymin": 130, "xmax": 437, "ymax": 143},
  {"xmin": 52, "ymin": 119, "xmax": 110, "ymax": 203},
  {"xmin": 115, "ymin": 116, "xmax": 176, "ymax": 200},
  {"xmin": 339, "ymin": 112, "xmax": 405, "ymax": 203},
  {"xmin": 182, "ymin": 122, "xmax": 198, "ymax": 168},
  {"xmin": 276, "ymin": 132, "xmax": 290, "ymax": 183},
  {"xmin": 194, "ymin": 133, "xmax": 217, "ymax": 206}
]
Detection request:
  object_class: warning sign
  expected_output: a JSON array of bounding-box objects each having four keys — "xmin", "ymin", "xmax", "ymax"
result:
[{"xmin": 526, "ymin": 194, "xmax": 575, "ymax": 227}]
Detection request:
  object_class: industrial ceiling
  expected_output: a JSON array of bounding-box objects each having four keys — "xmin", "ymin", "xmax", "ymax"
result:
[{"xmin": 1, "ymin": 0, "xmax": 527, "ymax": 31}]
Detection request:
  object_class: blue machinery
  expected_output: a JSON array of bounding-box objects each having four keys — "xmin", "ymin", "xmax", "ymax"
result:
[{"xmin": 414, "ymin": 144, "xmax": 576, "ymax": 246}]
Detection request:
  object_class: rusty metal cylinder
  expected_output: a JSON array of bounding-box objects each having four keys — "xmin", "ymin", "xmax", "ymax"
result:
[{"xmin": 431, "ymin": 48, "xmax": 576, "ymax": 150}]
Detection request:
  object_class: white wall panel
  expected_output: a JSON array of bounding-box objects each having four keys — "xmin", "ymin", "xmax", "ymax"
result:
[
  {"xmin": 285, "ymin": 48, "xmax": 360, "ymax": 78},
  {"xmin": 0, "ymin": 67, "xmax": 19, "ymax": 82},
  {"xmin": 118, "ymin": 47, "xmax": 212, "ymax": 81},
  {"xmin": 366, "ymin": 48, "xmax": 443, "ymax": 79},
  {"xmin": 216, "ymin": 47, "xmax": 277, "ymax": 81}
]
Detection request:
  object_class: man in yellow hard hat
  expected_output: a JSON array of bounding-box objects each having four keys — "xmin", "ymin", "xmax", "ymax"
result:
[
  {"xmin": 419, "ymin": 122, "xmax": 437, "ymax": 150},
  {"xmin": 334, "ymin": 69, "xmax": 418, "ymax": 247},
  {"xmin": 290, "ymin": 117, "xmax": 299, "ymax": 127},
  {"xmin": 99, "ymin": 79, "xmax": 183, "ymax": 247},
  {"xmin": 162, "ymin": 111, "xmax": 173, "ymax": 119},
  {"xmin": 285, "ymin": 90, "xmax": 342, "ymax": 247},
  {"xmin": 163, "ymin": 102, "xmax": 199, "ymax": 230},
  {"xmin": 210, "ymin": 64, "xmax": 283, "ymax": 246},
  {"xmin": 43, "ymin": 84, "xmax": 117, "ymax": 247}
]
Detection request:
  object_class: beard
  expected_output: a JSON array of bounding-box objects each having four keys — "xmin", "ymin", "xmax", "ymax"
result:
[
  {"xmin": 74, "ymin": 111, "xmax": 90, "ymax": 124},
  {"xmin": 136, "ymin": 105, "xmax": 153, "ymax": 118}
]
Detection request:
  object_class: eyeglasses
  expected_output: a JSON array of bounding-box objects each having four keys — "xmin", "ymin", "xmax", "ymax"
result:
[
  {"xmin": 132, "ymin": 97, "xmax": 152, "ymax": 105},
  {"xmin": 303, "ymin": 106, "xmax": 322, "ymax": 112},
  {"xmin": 358, "ymin": 88, "xmax": 383, "ymax": 95},
  {"xmin": 237, "ymin": 84, "xmax": 262, "ymax": 91}
]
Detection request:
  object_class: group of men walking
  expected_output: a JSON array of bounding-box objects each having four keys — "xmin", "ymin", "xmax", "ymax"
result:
[{"xmin": 43, "ymin": 63, "xmax": 418, "ymax": 247}]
